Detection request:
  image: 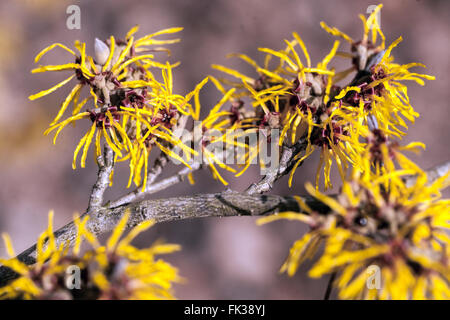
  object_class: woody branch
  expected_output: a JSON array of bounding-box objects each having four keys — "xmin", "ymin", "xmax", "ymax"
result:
[
  {"xmin": 0, "ymin": 160, "xmax": 447, "ymax": 287},
  {"xmin": 0, "ymin": 191, "xmax": 328, "ymax": 286}
]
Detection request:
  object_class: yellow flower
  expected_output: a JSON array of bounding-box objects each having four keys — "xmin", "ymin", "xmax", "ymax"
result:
[
  {"xmin": 112, "ymin": 67, "xmax": 207, "ymax": 191},
  {"xmin": 349, "ymin": 127, "xmax": 426, "ymax": 177},
  {"xmin": 333, "ymin": 37, "xmax": 435, "ymax": 138},
  {"xmin": 212, "ymin": 31, "xmax": 338, "ymax": 144},
  {"xmin": 212, "ymin": 31, "xmax": 361, "ymax": 190},
  {"xmin": 287, "ymin": 101, "xmax": 368, "ymax": 190},
  {"xmin": 320, "ymin": 4, "xmax": 385, "ymax": 70},
  {"xmin": 194, "ymin": 86, "xmax": 262, "ymax": 185},
  {"xmin": 0, "ymin": 211, "xmax": 73, "ymax": 299},
  {"xmin": 31, "ymin": 26, "xmax": 209, "ymax": 191},
  {"xmin": 322, "ymin": 4, "xmax": 434, "ymax": 137},
  {"xmin": 74, "ymin": 211, "xmax": 181, "ymax": 300},
  {"xmin": 211, "ymin": 4, "xmax": 435, "ymax": 192},
  {"xmin": 363, "ymin": 37, "xmax": 434, "ymax": 137},
  {"xmin": 0, "ymin": 211, "xmax": 181, "ymax": 300},
  {"xmin": 259, "ymin": 164, "xmax": 450, "ymax": 299},
  {"xmin": 29, "ymin": 26, "xmax": 182, "ymax": 113}
]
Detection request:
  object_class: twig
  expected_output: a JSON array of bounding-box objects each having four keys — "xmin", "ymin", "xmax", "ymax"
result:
[
  {"xmin": 109, "ymin": 162, "xmax": 201, "ymax": 208},
  {"xmin": 0, "ymin": 191, "xmax": 329, "ymax": 287},
  {"xmin": 324, "ymin": 271, "xmax": 336, "ymax": 300},
  {"xmin": 246, "ymin": 140, "xmax": 307, "ymax": 195},
  {"xmin": 108, "ymin": 153, "xmax": 170, "ymax": 208},
  {"xmin": 87, "ymin": 144, "xmax": 114, "ymax": 212},
  {"xmin": 404, "ymin": 160, "xmax": 450, "ymax": 187}
]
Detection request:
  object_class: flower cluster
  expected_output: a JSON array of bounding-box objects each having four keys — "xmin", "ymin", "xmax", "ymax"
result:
[
  {"xmin": 259, "ymin": 161, "xmax": 450, "ymax": 299},
  {"xmin": 257, "ymin": 5, "xmax": 449, "ymax": 300},
  {"xmin": 29, "ymin": 26, "xmax": 209, "ymax": 190},
  {"xmin": 211, "ymin": 4, "xmax": 434, "ymax": 190},
  {"xmin": 29, "ymin": 25, "xmax": 268, "ymax": 188},
  {"xmin": 0, "ymin": 211, "xmax": 181, "ymax": 300}
]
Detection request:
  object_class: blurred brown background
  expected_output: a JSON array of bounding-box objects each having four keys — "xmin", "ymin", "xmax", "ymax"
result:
[{"xmin": 0, "ymin": 0, "xmax": 448, "ymax": 299}]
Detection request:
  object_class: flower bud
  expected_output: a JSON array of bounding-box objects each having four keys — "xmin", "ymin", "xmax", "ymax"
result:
[{"xmin": 94, "ymin": 38, "xmax": 110, "ymax": 65}]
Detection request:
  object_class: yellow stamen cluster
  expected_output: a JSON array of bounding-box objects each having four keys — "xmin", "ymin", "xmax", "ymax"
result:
[
  {"xmin": 212, "ymin": 4, "xmax": 434, "ymax": 190},
  {"xmin": 257, "ymin": 4, "xmax": 448, "ymax": 300},
  {"xmin": 30, "ymin": 26, "xmax": 208, "ymax": 191},
  {"xmin": 211, "ymin": 28, "xmax": 355, "ymax": 190},
  {"xmin": 259, "ymin": 160, "xmax": 450, "ymax": 299},
  {"xmin": 0, "ymin": 211, "xmax": 181, "ymax": 300}
]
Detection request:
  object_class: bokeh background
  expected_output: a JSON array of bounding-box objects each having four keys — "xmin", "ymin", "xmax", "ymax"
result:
[{"xmin": 0, "ymin": 0, "xmax": 449, "ymax": 299}]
